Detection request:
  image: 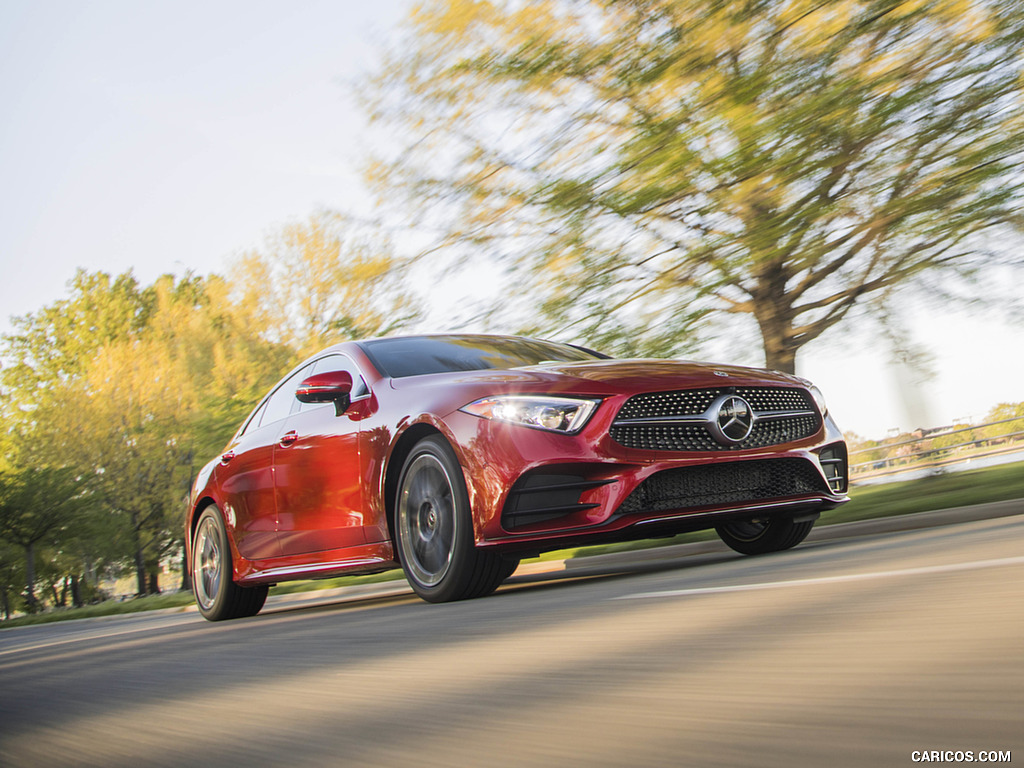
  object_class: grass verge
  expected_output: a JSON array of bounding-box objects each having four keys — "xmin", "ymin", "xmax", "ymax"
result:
[{"xmin": 0, "ymin": 591, "xmax": 197, "ymax": 629}]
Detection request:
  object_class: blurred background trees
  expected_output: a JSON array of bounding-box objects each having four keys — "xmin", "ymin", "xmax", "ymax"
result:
[
  {"xmin": 0, "ymin": 466, "xmax": 92, "ymax": 612},
  {"xmin": 0, "ymin": 211, "xmax": 417, "ymax": 607},
  {"xmin": 367, "ymin": 0, "xmax": 1024, "ymax": 370},
  {"xmin": 228, "ymin": 210, "xmax": 420, "ymax": 359}
]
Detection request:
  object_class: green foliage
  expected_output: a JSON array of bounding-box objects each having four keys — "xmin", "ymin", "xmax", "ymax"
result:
[
  {"xmin": 1, "ymin": 269, "xmax": 151, "ymax": 404},
  {"xmin": 1, "ymin": 269, "xmax": 294, "ymax": 600},
  {"xmin": 368, "ymin": 0, "xmax": 1024, "ymax": 370},
  {"xmin": 980, "ymin": 401, "xmax": 1024, "ymax": 441},
  {"xmin": 0, "ymin": 538, "xmax": 26, "ymax": 619},
  {"xmin": 839, "ymin": 460, "xmax": 1024, "ymax": 522},
  {"xmin": 0, "ymin": 466, "xmax": 89, "ymax": 550},
  {"xmin": 0, "ymin": 465, "xmax": 96, "ymax": 610},
  {"xmin": 0, "ymin": 589, "xmax": 195, "ymax": 628}
]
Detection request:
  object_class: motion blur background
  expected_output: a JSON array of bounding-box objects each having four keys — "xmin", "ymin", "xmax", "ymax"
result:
[{"xmin": 2, "ymin": 0, "xmax": 1022, "ymax": 438}]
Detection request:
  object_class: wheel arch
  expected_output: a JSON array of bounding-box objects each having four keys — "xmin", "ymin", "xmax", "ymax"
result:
[
  {"xmin": 186, "ymin": 496, "xmax": 220, "ymax": 559},
  {"xmin": 382, "ymin": 423, "xmax": 446, "ymax": 545}
]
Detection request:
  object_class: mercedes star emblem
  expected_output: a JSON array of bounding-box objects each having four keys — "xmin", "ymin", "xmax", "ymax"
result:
[{"xmin": 707, "ymin": 394, "xmax": 754, "ymax": 444}]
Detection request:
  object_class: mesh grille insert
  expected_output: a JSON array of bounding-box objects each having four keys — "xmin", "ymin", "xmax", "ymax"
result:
[{"xmin": 617, "ymin": 458, "xmax": 829, "ymax": 515}]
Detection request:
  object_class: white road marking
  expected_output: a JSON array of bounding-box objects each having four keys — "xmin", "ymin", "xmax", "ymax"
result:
[{"xmin": 613, "ymin": 555, "xmax": 1024, "ymax": 601}]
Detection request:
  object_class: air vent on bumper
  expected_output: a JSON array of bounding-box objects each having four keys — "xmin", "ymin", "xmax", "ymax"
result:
[{"xmin": 502, "ymin": 472, "xmax": 613, "ymax": 530}]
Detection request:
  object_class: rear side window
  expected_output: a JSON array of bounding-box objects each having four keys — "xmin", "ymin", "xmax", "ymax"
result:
[{"xmin": 258, "ymin": 364, "xmax": 313, "ymax": 427}]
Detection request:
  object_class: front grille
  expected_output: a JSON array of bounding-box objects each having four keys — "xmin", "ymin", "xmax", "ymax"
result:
[
  {"xmin": 611, "ymin": 386, "xmax": 820, "ymax": 452},
  {"xmin": 617, "ymin": 458, "xmax": 830, "ymax": 516}
]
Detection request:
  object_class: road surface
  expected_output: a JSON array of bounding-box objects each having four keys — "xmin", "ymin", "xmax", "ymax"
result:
[{"xmin": 1, "ymin": 515, "xmax": 1021, "ymax": 767}]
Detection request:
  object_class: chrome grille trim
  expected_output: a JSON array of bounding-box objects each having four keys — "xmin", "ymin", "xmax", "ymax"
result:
[
  {"xmin": 611, "ymin": 387, "xmax": 821, "ymax": 451},
  {"xmin": 613, "ymin": 408, "xmax": 815, "ymax": 426}
]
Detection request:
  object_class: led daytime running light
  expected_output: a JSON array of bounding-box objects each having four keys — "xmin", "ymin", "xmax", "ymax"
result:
[{"xmin": 461, "ymin": 395, "xmax": 601, "ymax": 433}]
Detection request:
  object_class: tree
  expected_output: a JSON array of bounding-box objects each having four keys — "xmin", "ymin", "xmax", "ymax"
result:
[
  {"xmin": 0, "ymin": 466, "xmax": 91, "ymax": 612},
  {"xmin": 0, "ymin": 539, "xmax": 26, "ymax": 619},
  {"xmin": 979, "ymin": 401, "xmax": 1024, "ymax": 443},
  {"xmin": 367, "ymin": 0, "xmax": 1024, "ymax": 371},
  {"xmin": 2, "ymin": 271, "xmax": 292, "ymax": 597},
  {"xmin": 1, "ymin": 269, "xmax": 152, "ymax": 402},
  {"xmin": 229, "ymin": 210, "xmax": 420, "ymax": 359}
]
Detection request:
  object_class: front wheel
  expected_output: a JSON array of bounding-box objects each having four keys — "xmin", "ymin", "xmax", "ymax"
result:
[
  {"xmin": 192, "ymin": 506, "xmax": 268, "ymax": 621},
  {"xmin": 395, "ymin": 435, "xmax": 506, "ymax": 603},
  {"xmin": 715, "ymin": 516, "xmax": 815, "ymax": 555}
]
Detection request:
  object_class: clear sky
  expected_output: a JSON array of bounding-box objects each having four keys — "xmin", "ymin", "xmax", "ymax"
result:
[
  {"xmin": 0, "ymin": 0, "xmax": 404, "ymax": 313},
  {"xmin": 2, "ymin": 0, "xmax": 1022, "ymax": 440}
]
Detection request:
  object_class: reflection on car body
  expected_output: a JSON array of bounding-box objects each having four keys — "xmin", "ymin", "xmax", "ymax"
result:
[{"xmin": 186, "ymin": 334, "xmax": 848, "ymax": 620}]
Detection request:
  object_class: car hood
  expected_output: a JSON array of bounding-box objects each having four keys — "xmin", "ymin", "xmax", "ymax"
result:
[{"xmin": 390, "ymin": 358, "xmax": 805, "ymax": 397}]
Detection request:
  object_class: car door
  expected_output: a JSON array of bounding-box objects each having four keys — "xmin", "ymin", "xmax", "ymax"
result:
[
  {"xmin": 215, "ymin": 364, "xmax": 311, "ymax": 561},
  {"xmin": 273, "ymin": 354, "xmax": 368, "ymax": 556}
]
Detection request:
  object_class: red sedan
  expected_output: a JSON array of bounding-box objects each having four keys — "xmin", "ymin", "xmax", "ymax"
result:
[{"xmin": 186, "ymin": 334, "xmax": 848, "ymax": 620}]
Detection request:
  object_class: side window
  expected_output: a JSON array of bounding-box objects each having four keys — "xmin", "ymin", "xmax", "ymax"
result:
[
  {"xmin": 259, "ymin": 364, "xmax": 313, "ymax": 427},
  {"xmin": 296, "ymin": 354, "xmax": 369, "ymax": 413},
  {"xmin": 238, "ymin": 400, "xmax": 269, "ymax": 437}
]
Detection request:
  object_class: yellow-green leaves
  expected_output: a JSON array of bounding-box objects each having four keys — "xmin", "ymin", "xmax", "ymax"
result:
[
  {"xmin": 227, "ymin": 211, "xmax": 420, "ymax": 360},
  {"xmin": 367, "ymin": 0, "xmax": 1024, "ymax": 372}
]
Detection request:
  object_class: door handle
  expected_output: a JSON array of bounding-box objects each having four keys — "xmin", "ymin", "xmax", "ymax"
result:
[
  {"xmin": 220, "ymin": 451, "xmax": 235, "ymax": 465},
  {"xmin": 279, "ymin": 430, "xmax": 298, "ymax": 447}
]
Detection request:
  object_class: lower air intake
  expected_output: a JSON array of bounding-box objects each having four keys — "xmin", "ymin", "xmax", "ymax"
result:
[{"xmin": 617, "ymin": 458, "xmax": 830, "ymax": 516}]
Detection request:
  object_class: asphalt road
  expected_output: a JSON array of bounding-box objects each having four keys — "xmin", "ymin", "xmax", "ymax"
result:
[{"xmin": 1, "ymin": 514, "xmax": 1021, "ymax": 768}]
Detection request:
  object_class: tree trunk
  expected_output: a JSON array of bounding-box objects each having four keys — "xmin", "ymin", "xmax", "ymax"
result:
[
  {"xmin": 755, "ymin": 309, "xmax": 798, "ymax": 375},
  {"xmin": 752, "ymin": 260, "xmax": 799, "ymax": 375},
  {"xmin": 763, "ymin": 343, "xmax": 797, "ymax": 375},
  {"xmin": 71, "ymin": 573, "xmax": 83, "ymax": 608},
  {"xmin": 23, "ymin": 541, "xmax": 38, "ymax": 613},
  {"xmin": 132, "ymin": 514, "xmax": 147, "ymax": 596}
]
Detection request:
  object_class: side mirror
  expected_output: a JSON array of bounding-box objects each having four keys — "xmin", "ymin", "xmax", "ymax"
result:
[{"xmin": 295, "ymin": 371, "xmax": 353, "ymax": 416}]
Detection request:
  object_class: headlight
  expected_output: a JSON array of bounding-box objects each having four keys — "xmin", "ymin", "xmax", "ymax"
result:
[
  {"xmin": 460, "ymin": 395, "xmax": 601, "ymax": 433},
  {"xmin": 808, "ymin": 385, "xmax": 828, "ymax": 416}
]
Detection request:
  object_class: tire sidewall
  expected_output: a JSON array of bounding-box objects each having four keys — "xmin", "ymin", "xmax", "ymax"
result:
[
  {"xmin": 395, "ymin": 435, "xmax": 475, "ymax": 602},
  {"xmin": 192, "ymin": 506, "xmax": 233, "ymax": 621}
]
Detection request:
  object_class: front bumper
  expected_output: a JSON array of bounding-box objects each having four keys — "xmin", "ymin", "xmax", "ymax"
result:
[{"xmin": 450, "ymin": 403, "xmax": 848, "ymax": 551}]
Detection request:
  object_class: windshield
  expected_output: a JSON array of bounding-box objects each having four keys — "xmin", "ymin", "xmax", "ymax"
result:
[{"xmin": 359, "ymin": 335, "xmax": 606, "ymax": 378}]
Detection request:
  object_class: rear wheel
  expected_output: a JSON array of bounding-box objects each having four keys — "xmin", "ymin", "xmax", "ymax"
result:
[
  {"xmin": 715, "ymin": 516, "xmax": 815, "ymax": 555},
  {"xmin": 395, "ymin": 435, "xmax": 506, "ymax": 602},
  {"xmin": 192, "ymin": 506, "xmax": 268, "ymax": 621}
]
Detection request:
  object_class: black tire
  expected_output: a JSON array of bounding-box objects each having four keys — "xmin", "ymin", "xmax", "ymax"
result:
[
  {"xmin": 394, "ymin": 435, "xmax": 506, "ymax": 603},
  {"xmin": 497, "ymin": 557, "xmax": 521, "ymax": 582},
  {"xmin": 715, "ymin": 516, "xmax": 815, "ymax": 556},
  {"xmin": 192, "ymin": 506, "xmax": 269, "ymax": 621}
]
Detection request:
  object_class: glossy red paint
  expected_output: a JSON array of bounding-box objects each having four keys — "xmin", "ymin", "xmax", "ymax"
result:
[{"xmin": 186, "ymin": 335, "xmax": 848, "ymax": 618}]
